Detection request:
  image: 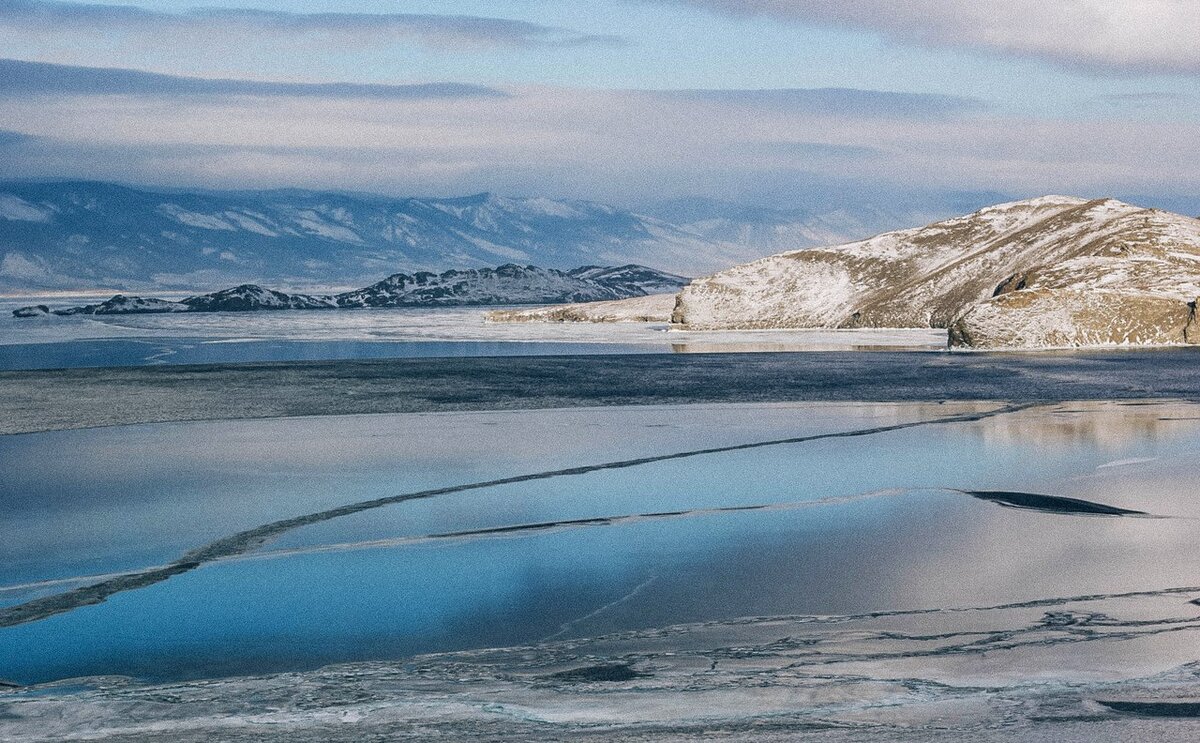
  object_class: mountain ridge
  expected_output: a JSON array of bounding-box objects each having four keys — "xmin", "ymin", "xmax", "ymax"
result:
[
  {"xmin": 0, "ymin": 180, "xmax": 999, "ymax": 293},
  {"xmin": 13, "ymin": 263, "xmax": 689, "ymax": 317}
]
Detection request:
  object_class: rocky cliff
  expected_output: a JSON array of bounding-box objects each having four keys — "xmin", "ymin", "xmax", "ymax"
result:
[{"xmin": 671, "ymin": 196, "xmax": 1200, "ymax": 349}]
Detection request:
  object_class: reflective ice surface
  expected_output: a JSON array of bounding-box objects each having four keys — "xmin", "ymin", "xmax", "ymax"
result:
[{"xmin": 3, "ymin": 401, "xmax": 1200, "ymax": 690}]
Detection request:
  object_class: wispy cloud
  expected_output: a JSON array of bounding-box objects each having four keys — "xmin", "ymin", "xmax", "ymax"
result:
[
  {"xmin": 1097, "ymin": 92, "xmax": 1181, "ymax": 103},
  {"xmin": 0, "ymin": 59, "xmax": 507, "ymax": 100},
  {"xmin": 0, "ymin": 128, "xmax": 36, "ymax": 146},
  {"xmin": 755, "ymin": 140, "xmax": 883, "ymax": 159},
  {"xmin": 649, "ymin": 87, "xmax": 982, "ymax": 118},
  {"xmin": 0, "ymin": 0, "xmax": 625, "ymax": 49},
  {"xmin": 665, "ymin": 0, "xmax": 1200, "ymax": 74}
]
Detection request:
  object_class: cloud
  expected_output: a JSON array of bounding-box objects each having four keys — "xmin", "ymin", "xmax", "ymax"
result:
[
  {"xmin": 0, "ymin": 63, "xmax": 1197, "ymax": 208},
  {"xmin": 649, "ymin": 88, "xmax": 982, "ymax": 118},
  {"xmin": 0, "ymin": 0, "xmax": 625, "ymax": 49},
  {"xmin": 0, "ymin": 59, "xmax": 506, "ymax": 100},
  {"xmin": 0, "ymin": 128, "xmax": 36, "ymax": 146},
  {"xmin": 1097, "ymin": 92, "xmax": 1182, "ymax": 104},
  {"xmin": 665, "ymin": 0, "xmax": 1200, "ymax": 74},
  {"xmin": 756, "ymin": 140, "xmax": 883, "ymax": 159}
]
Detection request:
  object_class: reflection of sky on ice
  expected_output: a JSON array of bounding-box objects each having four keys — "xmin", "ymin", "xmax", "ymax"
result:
[
  {"xmin": 1, "ymin": 401, "xmax": 1199, "ymax": 686},
  {"xmin": 0, "ymin": 403, "xmax": 971, "ymax": 589}
]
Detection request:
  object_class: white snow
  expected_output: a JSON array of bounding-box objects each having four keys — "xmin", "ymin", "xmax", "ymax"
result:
[
  {"xmin": 157, "ymin": 204, "xmax": 237, "ymax": 232},
  {"xmin": 0, "ymin": 252, "xmax": 52, "ymax": 281},
  {"xmin": 0, "ymin": 194, "xmax": 52, "ymax": 222},
  {"xmin": 222, "ymin": 210, "xmax": 279, "ymax": 237},
  {"xmin": 291, "ymin": 210, "xmax": 364, "ymax": 243}
]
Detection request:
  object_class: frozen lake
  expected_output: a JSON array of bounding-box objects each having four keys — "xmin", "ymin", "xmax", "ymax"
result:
[
  {"xmin": 4, "ymin": 400, "xmax": 1200, "ymax": 695},
  {"xmin": 0, "ymin": 298, "xmax": 945, "ymax": 369}
]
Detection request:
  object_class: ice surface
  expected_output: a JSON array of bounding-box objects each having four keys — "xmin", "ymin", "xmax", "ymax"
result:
[
  {"xmin": 3, "ymin": 402, "xmax": 1200, "ymax": 704},
  {"xmin": 0, "ymin": 297, "xmax": 946, "ymax": 367}
]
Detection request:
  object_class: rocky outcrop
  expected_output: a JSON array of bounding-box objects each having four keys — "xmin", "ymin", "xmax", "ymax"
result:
[
  {"xmin": 672, "ymin": 196, "xmax": 1200, "ymax": 349},
  {"xmin": 488, "ymin": 293, "xmax": 677, "ymax": 323},
  {"xmin": 11, "ymin": 304, "xmax": 50, "ymax": 318},
  {"xmin": 949, "ymin": 291, "xmax": 1198, "ymax": 349},
  {"xmin": 54, "ymin": 295, "xmax": 190, "ymax": 315}
]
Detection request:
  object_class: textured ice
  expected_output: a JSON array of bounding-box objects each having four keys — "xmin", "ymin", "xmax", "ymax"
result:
[
  {"xmin": 4, "ymin": 401, "xmax": 1200, "ymax": 739},
  {"xmin": 4, "ymin": 588, "xmax": 1200, "ymax": 741}
]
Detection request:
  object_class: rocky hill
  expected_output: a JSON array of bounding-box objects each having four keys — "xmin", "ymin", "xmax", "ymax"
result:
[
  {"xmin": 671, "ymin": 196, "xmax": 1200, "ymax": 348},
  {"xmin": 12, "ymin": 264, "xmax": 688, "ymax": 317},
  {"xmin": 488, "ymin": 293, "xmax": 678, "ymax": 323}
]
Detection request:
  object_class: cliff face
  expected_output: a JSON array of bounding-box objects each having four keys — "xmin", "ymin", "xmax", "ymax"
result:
[{"xmin": 672, "ymin": 196, "xmax": 1200, "ymax": 349}]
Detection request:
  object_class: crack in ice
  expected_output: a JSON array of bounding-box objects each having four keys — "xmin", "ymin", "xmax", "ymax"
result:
[
  {"xmin": 0, "ymin": 404, "xmax": 1031, "ymax": 629},
  {"xmin": 543, "ymin": 576, "xmax": 661, "ymax": 642}
]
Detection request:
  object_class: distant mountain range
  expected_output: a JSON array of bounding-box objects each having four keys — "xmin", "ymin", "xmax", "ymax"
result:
[
  {"xmin": 0, "ymin": 180, "xmax": 1003, "ymax": 293},
  {"xmin": 13, "ymin": 263, "xmax": 689, "ymax": 317}
]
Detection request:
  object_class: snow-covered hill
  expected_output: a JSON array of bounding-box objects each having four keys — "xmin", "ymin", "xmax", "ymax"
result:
[
  {"xmin": 487, "ymin": 293, "xmax": 678, "ymax": 323},
  {"xmin": 0, "ymin": 181, "xmax": 993, "ymax": 293},
  {"xmin": 672, "ymin": 196, "xmax": 1200, "ymax": 349},
  {"xmin": 13, "ymin": 264, "xmax": 689, "ymax": 317},
  {"xmin": 333, "ymin": 264, "xmax": 686, "ymax": 308}
]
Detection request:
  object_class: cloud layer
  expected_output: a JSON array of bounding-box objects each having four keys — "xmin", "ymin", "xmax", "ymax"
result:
[
  {"xmin": 0, "ymin": 59, "xmax": 1196, "ymax": 208},
  {"xmin": 670, "ymin": 0, "xmax": 1200, "ymax": 74},
  {"xmin": 0, "ymin": 0, "xmax": 624, "ymax": 49},
  {"xmin": 0, "ymin": 59, "xmax": 505, "ymax": 99},
  {"xmin": 653, "ymin": 88, "xmax": 982, "ymax": 118}
]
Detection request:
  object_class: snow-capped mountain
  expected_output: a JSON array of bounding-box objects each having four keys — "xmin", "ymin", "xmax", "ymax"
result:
[
  {"xmin": 672, "ymin": 196, "xmax": 1200, "ymax": 349},
  {"xmin": 0, "ymin": 181, "xmax": 995, "ymax": 294},
  {"xmin": 13, "ymin": 264, "xmax": 689, "ymax": 316},
  {"xmin": 0, "ymin": 182, "xmax": 730, "ymax": 292}
]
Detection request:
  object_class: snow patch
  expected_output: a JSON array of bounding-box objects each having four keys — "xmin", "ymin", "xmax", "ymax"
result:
[
  {"xmin": 0, "ymin": 194, "xmax": 51, "ymax": 223},
  {"xmin": 157, "ymin": 204, "xmax": 237, "ymax": 232},
  {"xmin": 0, "ymin": 252, "xmax": 52, "ymax": 280}
]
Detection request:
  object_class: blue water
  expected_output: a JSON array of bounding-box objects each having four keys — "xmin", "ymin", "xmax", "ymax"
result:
[{"xmin": 2, "ymin": 402, "xmax": 1199, "ymax": 684}]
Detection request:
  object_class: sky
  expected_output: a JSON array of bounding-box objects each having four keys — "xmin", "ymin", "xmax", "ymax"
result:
[{"xmin": 0, "ymin": 0, "xmax": 1198, "ymax": 211}]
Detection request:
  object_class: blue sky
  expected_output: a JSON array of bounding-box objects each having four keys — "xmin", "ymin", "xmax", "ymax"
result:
[{"xmin": 1, "ymin": 0, "xmax": 1198, "ymax": 209}]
